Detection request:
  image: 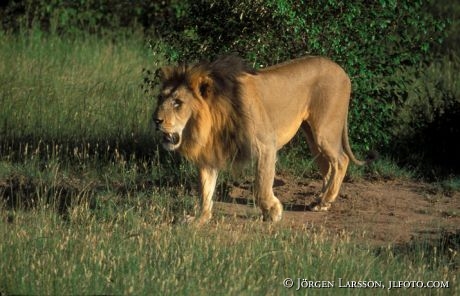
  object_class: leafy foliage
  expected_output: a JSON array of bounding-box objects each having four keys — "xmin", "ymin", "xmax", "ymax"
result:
[
  {"xmin": 144, "ymin": 0, "xmax": 447, "ymax": 153},
  {"xmin": 1, "ymin": 0, "xmax": 457, "ymax": 173},
  {"xmin": 391, "ymin": 54, "xmax": 460, "ymax": 175}
]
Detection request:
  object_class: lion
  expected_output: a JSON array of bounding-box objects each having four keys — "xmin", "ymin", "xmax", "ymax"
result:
[{"xmin": 153, "ymin": 55, "xmax": 365, "ymax": 225}]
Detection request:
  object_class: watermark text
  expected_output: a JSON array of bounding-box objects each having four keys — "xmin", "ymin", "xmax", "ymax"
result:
[{"xmin": 282, "ymin": 278, "xmax": 450, "ymax": 291}]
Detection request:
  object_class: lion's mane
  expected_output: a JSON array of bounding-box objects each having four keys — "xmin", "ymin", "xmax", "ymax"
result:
[{"xmin": 162, "ymin": 55, "xmax": 257, "ymax": 168}]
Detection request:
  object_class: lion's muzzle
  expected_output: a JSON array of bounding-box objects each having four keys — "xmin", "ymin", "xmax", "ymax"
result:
[
  {"xmin": 163, "ymin": 132, "xmax": 180, "ymax": 145},
  {"xmin": 158, "ymin": 131, "xmax": 181, "ymax": 151},
  {"xmin": 153, "ymin": 116, "xmax": 182, "ymax": 150}
]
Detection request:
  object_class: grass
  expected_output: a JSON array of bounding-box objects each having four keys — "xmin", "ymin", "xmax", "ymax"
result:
[
  {"xmin": 1, "ymin": 206, "xmax": 457, "ymax": 295},
  {"xmin": 0, "ymin": 30, "xmax": 458, "ymax": 295},
  {"xmin": 439, "ymin": 177, "xmax": 460, "ymax": 195},
  {"xmin": 0, "ymin": 28, "xmax": 156, "ymax": 146}
]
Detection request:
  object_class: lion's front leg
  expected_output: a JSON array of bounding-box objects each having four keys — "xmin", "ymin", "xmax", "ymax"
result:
[
  {"xmin": 195, "ymin": 167, "xmax": 218, "ymax": 225},
  {"xmin": 254, "ymin": 146, "xmax": 283, "ymax": 222}
]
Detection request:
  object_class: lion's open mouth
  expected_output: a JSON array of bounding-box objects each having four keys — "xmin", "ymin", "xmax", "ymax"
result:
[{"xmin": 162, "ymin": 132, "xmax": 180, "ymax": 145}]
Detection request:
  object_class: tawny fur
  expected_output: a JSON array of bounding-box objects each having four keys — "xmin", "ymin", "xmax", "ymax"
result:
[{"xmin": 153, "ymin": 55, "xmax": 364, "ymax": 224}]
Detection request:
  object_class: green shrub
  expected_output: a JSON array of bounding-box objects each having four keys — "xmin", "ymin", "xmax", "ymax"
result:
[
  {"xmin": 427, "ymin": 0, "xmax": 460, "ymax": 54},
  {"xmin": 0, "ymin": 0, "xmax": 170, "ymax": 37},
  {"xmin": 144, "ymin": 0, "xmax": 447, "ymax": 154},
  {"xmin": 1, "ymin": 0, "xmax": 454, "ymax": 172},
  {"xmin": 391, "ymin": 54, "xmax": 460, "ymax": 175}
]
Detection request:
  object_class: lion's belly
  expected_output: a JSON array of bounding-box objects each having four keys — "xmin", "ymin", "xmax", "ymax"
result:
[
  {"xmin": 273, "ymin": 114, "xmax": 305, "ymax": 149},
  {"xmin": 261, "ymin": 93, "xmax": 309, "ymax": 150}
]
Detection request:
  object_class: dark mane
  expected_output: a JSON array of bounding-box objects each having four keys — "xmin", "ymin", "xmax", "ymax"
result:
[
  {"xmin": 205, "ymin": 55, "xmax": 257, "ymax": 100},
  {"xmin": 161, "ymin": 63, "xmax": 188, "ymax": 89},
  {"xmin": 205, "ymin": 55, "xmax": 257, "ymax": 165},
  {"xmin": 162, "ymin": 55, "xmax": 256, "ymax": 93},
  {"xmin": 160, "ymin": 55, "xmax": 257, "ymax": 167}
]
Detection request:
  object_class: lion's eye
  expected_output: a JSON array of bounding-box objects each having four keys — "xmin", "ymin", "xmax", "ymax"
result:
[{"xmin": 173, "ymin": 99, "xmax": 182, "ymax": 109}]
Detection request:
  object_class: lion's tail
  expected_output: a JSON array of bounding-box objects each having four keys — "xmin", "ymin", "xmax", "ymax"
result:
[{"xmin": 342, "ymin": 116, "xmax": 366, "ymax": 166}]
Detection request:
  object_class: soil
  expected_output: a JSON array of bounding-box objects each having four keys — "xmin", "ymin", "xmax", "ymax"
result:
[{"xmin": 213, "ymin": 173, "xmax": 460, "ymax": 247}]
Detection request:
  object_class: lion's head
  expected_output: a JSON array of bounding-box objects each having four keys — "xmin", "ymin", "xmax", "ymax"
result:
[
  {"xmin": 153, "ymin": 67, "xmax": 200, "ymax": 151},
  {"xmin": 153, "ymin": 55, "xmax": 256, "ymax": 167}
]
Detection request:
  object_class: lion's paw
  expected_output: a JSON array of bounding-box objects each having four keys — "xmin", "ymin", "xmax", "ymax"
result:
[
  {"xmin": 181, "ymin": 213, "xmax": 211, "ymax": 227},
  {"xmin": 181, "ymin": 214, "xmax": 196, "ymax": 224},
  {"xmin": 309, "ymin": 201, "xmax": 331, "ymax": 212},
  {"xmin": 262, "ymin": 201, "xmax": 283, "ymax": 222}
]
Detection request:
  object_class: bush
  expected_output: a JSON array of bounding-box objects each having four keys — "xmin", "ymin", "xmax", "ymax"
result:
[
  {"xmin": 391, "ymin": 54, "xmax": 460, "ymax": 175},
  {"xmin": 0, "ymin": 0, "xmax": 158, "ymax": 36},
  {"xmin": 145, "ymin": 0, "xmax": 447, "ymax": 154},
  {"xmin": 1, "ymin": 0, "xmax": 452, "ymax": 169}
]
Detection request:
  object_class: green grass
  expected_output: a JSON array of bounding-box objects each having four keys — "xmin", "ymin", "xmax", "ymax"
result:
[
  {"xmin": 439, "ymin": 177, "xmax": 460, "ymax": 193},
  {"xmin": 0, "ymin": 30, "xmax": 458, "ymax": 295},
  {"xmin": 1, "ymin": 206, "xmax": 457, "ymax": 295},
  {"xmin": 0, "ymin": 28, "xmax": 156, "ymax": 144}
]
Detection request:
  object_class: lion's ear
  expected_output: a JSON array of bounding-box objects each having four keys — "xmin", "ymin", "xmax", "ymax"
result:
[
  {"xmin": 198, "ymin": 76, "xmax": 213, "ymax": 99},
  {"xmin": 190, "ymin": 73, "xmax": 213, "ymax": 100}
]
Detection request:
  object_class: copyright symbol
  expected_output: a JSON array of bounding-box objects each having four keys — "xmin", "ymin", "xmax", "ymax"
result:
[{"xmin": 283, "ymin": 278, "xmax": 294, "ymax": 288}]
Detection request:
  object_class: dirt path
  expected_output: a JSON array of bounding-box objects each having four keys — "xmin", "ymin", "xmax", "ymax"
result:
[{"xmin": 214, "ymin": 174, "xmax": 460, "ymax": 246}]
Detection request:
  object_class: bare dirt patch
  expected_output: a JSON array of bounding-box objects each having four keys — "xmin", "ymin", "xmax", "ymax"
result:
[{"xmin": 214, "ymin": 173, "xmax": 460, "ymax": 247}]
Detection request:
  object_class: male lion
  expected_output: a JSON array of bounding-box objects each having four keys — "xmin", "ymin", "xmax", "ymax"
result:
[{"xmin": 153, "ymin": 55, "xmax": 364, "ymax": 225}]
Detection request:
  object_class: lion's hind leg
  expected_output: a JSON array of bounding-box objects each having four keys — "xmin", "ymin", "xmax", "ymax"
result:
[
  {"xmin": 311, "ymin": 151, "xmax": 349, "ymax": 211},
  {"xmin": 302, "ymin": 123, "xmax": 330, "ymax": 194},
  {"xmin": 302, "ymin": 123, "xmax": 349, "ymax": 211}
]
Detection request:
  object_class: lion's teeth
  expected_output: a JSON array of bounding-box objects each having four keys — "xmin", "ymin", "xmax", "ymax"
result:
[
  {"xmin": 163, "ymin": 133, "xmax": 179, "ymax": 145},
  {"xmin": 163, "ymin": 133, "xmax": 172, "ymax": 142},
  {"xmin": 170, "ymin": 133, "xmax": 179, "ymax": 145}
]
